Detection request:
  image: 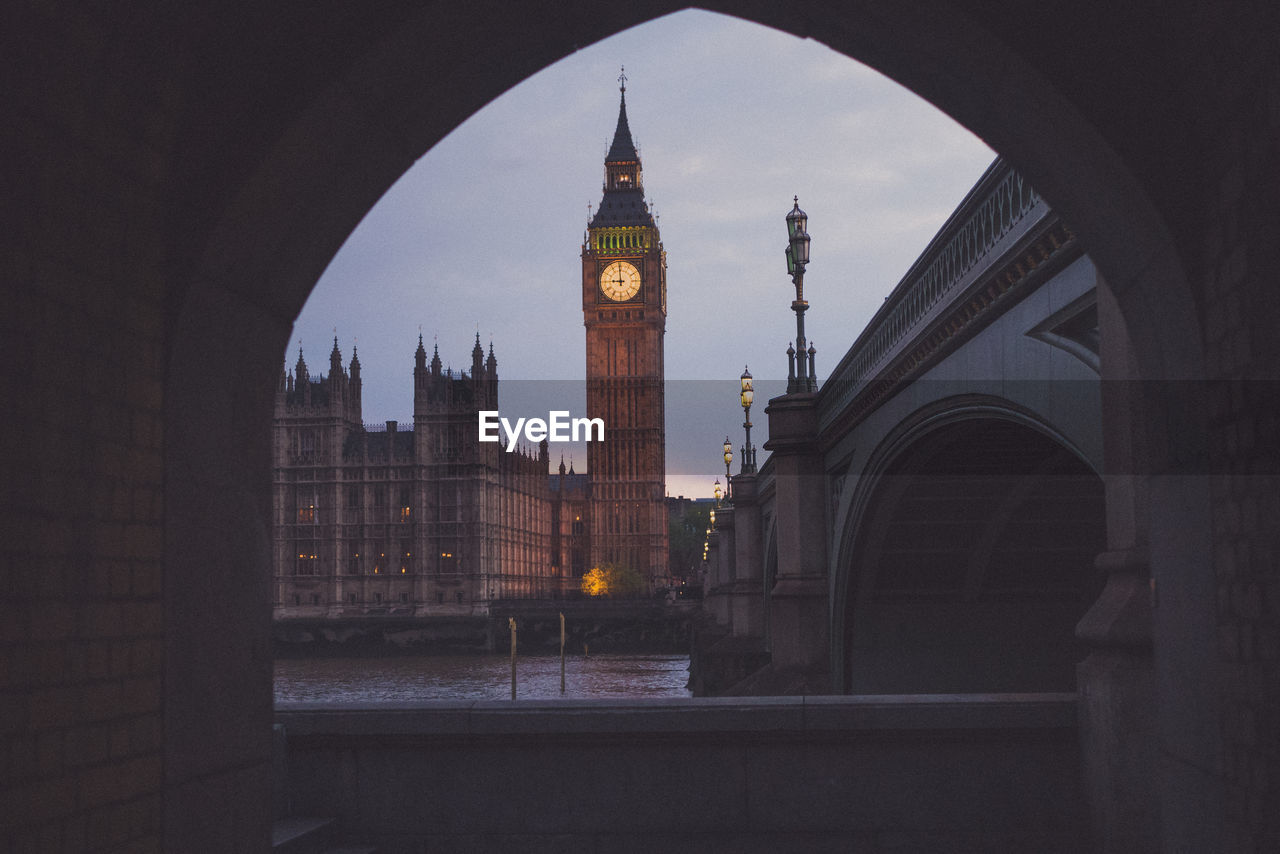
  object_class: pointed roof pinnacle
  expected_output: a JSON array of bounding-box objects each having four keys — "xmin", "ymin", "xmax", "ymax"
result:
[{"xmin": 606, "ymin": 68, "xmax": 638, "ymax": 163}]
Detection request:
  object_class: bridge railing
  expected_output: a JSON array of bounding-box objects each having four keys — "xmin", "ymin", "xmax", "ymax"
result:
[{"xmin": 818, "ymin": 158, "xmax": 1048, "ymax": 430}]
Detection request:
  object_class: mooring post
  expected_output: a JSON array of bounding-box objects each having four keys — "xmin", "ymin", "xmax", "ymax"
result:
[{"xmin": 509, "ymin": 617, "xmax": 517, "ymax": 701}]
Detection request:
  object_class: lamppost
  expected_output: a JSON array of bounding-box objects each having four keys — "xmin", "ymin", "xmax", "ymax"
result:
[
  {"xmin": 713, "ymin": 479, "xmax": 723, "ymax": 507},
  {"xmin": 740, "ymin": 366, "xmax": 756, "ymax": 473},
  {"xmin": 785, "ymin": 197, "xmax": 816, "ymax": 393}
]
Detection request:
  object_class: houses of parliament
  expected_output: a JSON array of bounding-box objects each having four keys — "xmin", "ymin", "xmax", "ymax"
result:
[{"xmin": 271, "ymin": 80, "xmax": 669, "ymax": 616}]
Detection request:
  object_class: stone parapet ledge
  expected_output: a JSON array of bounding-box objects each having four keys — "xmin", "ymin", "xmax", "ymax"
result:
[
  {"xmin": 276, "ymin": 693, "xmax": 1077, "ymax": 739},
  {"xmin": 762, "ymin": 392, "xmax": 821, "ymax": 454},
  {"xmin": 1075, "ymin": 548, "xmax": 1152, "ymax": 650}
]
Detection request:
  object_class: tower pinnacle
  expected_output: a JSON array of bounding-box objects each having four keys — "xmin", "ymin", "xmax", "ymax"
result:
[
  {"xmin": 592, "ymin": 73, "xmax": 650, "ymax": 225},
  {"xmin": 605, "ymin": 72, "xmax": 637, "ymax": 165}
]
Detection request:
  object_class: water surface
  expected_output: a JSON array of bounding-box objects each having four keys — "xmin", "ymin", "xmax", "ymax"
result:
[{"xmin": 274, "ymin": 653, "xmax": 691, "ymax": 702}]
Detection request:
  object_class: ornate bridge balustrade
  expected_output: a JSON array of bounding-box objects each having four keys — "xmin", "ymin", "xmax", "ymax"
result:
[{"xmin": 818, "ymin": 160, "xmax": 1076, "ymax": 435}]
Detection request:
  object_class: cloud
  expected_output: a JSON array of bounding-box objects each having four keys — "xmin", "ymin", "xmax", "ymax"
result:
[{"xmin": 292, "ymin": 9, "xmax": 995, "ymax": 492}]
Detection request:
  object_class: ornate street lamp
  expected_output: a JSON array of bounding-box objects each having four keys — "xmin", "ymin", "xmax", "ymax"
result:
[
  {"xmin": 713, "ymin": 479, "xmax": 723, "ymax": 506},
  {"xmin": 721, "ymin": 437, "xmax": 733, "ymax": 500},
  {"xmin": 739, "ymin": 366, "xmax": 756, "ymax": 473},
  {"xmin": 785, "ymin": 197, "xmax": 816, "ymax": 393}
]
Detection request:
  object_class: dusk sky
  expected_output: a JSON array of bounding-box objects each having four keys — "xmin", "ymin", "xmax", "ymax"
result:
[{"xmin": 289, "ymin": 10, "xmax": 994, "ymax": 497}]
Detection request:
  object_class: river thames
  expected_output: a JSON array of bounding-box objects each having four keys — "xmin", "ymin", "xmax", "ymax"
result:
[{"xmin": 274, "ymin": 653, "xmax": 692, "ymax": 702}]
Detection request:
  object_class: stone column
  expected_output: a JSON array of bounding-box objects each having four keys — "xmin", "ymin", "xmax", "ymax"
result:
[
  {"xmin": 1074, "ymin": 275, "xmax": 1159, "ymax": 852},
  {"xmin": 715, "ymin": 504, "xmax": 737, "ymax": 633},
  {"xmin": 703, "ymin": 529, "xmax": 730, "ymax": 627},
  {"xmin": 763, "ymin": 392, "xmax": 829, "ymax": 673},
  {"xmin": 730, "ymin": 474, "xmax": 764, "ymax": 638}
]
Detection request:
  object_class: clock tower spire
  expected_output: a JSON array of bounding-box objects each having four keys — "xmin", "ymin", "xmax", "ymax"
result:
[{"xmin": 581, "ymin": 72, "xmax": 668, "ymax": 588}]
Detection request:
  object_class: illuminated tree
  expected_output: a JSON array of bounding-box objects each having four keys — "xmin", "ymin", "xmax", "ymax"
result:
[
  {"xmin": 579, "ymin": 563, "xmax": 645, "ymax": 598},
  {"xmin": 580, "ymin": 566, "xmax": 609, "ymax": 597}
]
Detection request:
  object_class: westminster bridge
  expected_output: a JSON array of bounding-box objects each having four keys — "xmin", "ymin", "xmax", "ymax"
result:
[{"xmin": 702, "ymin": 158, "xmax": 1104, "ymax": 696}]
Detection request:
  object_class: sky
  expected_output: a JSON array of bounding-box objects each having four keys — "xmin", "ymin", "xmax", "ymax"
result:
[{"xmin": 289, "ymin": 10, "xmax": 995, "ymax": 498}]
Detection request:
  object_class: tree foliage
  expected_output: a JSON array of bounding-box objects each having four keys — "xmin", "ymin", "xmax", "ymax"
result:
[
  {"xmin": 580, "ymin": 563, "xmax": 646, "ymax": 598},
  {"xmin": 668, "ymin": 505, "xmax": 710, "ymax": 580}
]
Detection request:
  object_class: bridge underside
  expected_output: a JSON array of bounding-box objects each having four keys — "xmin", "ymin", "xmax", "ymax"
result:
[{"xmin": 844, "ymin": 418, "xmax": 1105, "ymax": 694}]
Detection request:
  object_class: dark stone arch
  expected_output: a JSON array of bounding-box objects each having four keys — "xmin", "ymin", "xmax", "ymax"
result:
[
  {"xmin": 830, "ymin": 394, "xmax": 1100, "ymax": 690},
  {"xmin": 835, "ymin": 408, "xmax": 1106, "ymax": 694},
  {"xmin": 151, "ymin": 2, "xmax": 1221, "ymax": 848}
]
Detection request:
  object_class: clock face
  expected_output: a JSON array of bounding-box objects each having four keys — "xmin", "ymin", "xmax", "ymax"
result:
[{"xmin": 599, "ymin": 260, "xmax": 641, "ymax": 301}]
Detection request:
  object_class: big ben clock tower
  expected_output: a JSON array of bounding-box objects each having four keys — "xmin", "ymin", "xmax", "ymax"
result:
[{"xmin": 582, "ymin": 72, "xmax": 668, "ymax": 585}]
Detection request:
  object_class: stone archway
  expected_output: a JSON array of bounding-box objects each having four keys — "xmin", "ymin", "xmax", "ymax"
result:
[
  {"xmin": 152, "ymin": 2, "xmax": 1216, "ymax": 849},
  {"xmin": 836, "ymin": 412, "xmax": 1106, "ymax": 694}
]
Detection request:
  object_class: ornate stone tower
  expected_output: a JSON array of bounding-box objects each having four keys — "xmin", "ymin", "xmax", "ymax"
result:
[{"xmin": 581, "ymin": 72, "xmax": 668, "ymax": 584}]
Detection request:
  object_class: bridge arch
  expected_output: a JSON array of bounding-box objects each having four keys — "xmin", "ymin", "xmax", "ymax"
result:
[
  {"xmin": 833, "ymin": 398, "xmax": 1106, "ymax": 694},
  {"xmin": 148, "ymin": 2, "xmax": 1216, "ymax": 847}
]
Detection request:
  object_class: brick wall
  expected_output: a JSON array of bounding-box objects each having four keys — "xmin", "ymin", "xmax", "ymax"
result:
[
  {"xmin": 3, "ymin": 7, "xmax": 176, "ymax": 849},
  {"xmin": 1201, "ymin": 44, "xmax": 1280, "ymax": 853}
]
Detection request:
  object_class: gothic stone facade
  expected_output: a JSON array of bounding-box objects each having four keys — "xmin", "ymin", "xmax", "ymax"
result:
[
  {"xmin": 272, "ymin": 336, "xmax": 561, "ymax": 616},
  {"xmin": 271, "ymin": 84, "xmax": 669, "ymax": 617}
]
